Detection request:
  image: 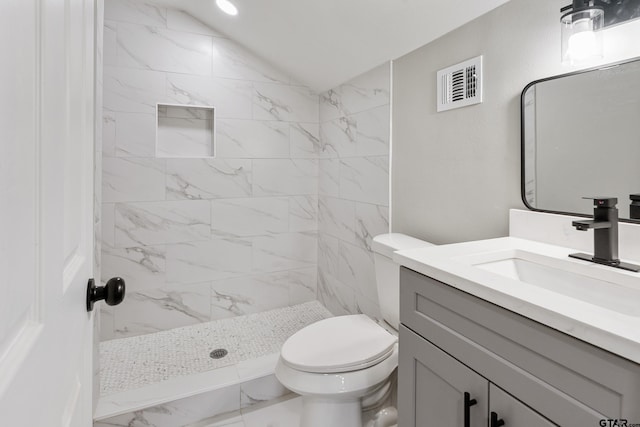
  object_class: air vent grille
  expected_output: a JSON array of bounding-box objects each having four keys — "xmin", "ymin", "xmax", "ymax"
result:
[
  {"xmin": 451, "ymin": 69, "xmax": 464, "ymax": 101},
  {"xmin": 437, "ymin": 56, "xmax": 482, "ymax": 112}
]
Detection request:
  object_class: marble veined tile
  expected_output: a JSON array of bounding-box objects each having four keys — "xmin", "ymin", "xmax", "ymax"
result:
[
  {"xmin": 102, "ymin": 157, "xmax": 165, "ymax": 203},
  {"xmin": 115, "ymin": 200, "xmax": 211, "ymax": 247},
  {"xmin": 319, "ymin": 62, "xmax": 390, "ymax": 121},
  {"xmin": 338, "ymin": 241, "xmax": 377, "ymax": 302},
  {"xmin": 102, "ymin": 113, "xmax": 116, "ymax": 156},
  {"xmin": 355, "ymin": 202, "xmax": 389, "ymax": 251},
  {"xmin": 158, "ymin": 104, "xmax": 212, "ymax": 120},
  {"xmin": 318, "ymin": 233, "xmax": 339, "ymax": 278},
  {"xmin": 319, "ymin": 116, "xmax": 356, "ymax": 158},
  {"xmin": 96, "ymin": 385, "xmax": 240, "ymax": 427},
  {"xmin": 166, "ymin": 9, "xmax": 223, "ymax": 37},
  {"xmin": 202, "ymin": 416, "xmax": 244, "ymax": 427},
  {"xmin": 113, "ymin": 282, "xmax": 211, "ymax": 338},
  {"xmin": 117, "ymin": 23, "xmax": 212, "ymax": 75},
  {"xmin": 290, "ymin": 122, "xmax": 321, "ymax": 158},
  {"xmin": 212, "ymin": 197, "xmax": 289, "ymax": 238},
  {"xmin": 253, "ymin": 83, "xmax": 319, "ymax": 123},
  {"xmin": 288, "ymin": 267, "xmax": 317, "ymax": 305},
  {"xmin": 318, "ymin": 196, "xmax": 356, "ymax": 243},
  {"xmin": 99, "ymin": 305, "xmax": 115, "ymax": 342},
  {"xmin": 103, "ymin": 20, "xmax": 118, "ymax": 67},
  {"xmin": 318, "ymin": 159, "xmax": 340, "ymax": 198},
  {"xmin": 253, "ymin": 232, "xmax": 317, "ymax": 273},
  {"xmin": 216, "ymin": 119, "xmax": 290, "ymax": 159},
  {"xmin": 104, "ymin": 0, "xmax": 167, "ymax": 28},
  {"xmin": 289, "ymin": 195, "xmax": 318, "ymax": 232},
  {"xmin": 101, "ymin": 244, "xmax": 166, "ymax": 291},
  {"xmin": 340, "ymin": 156, "xmax": 389, "ymax": 206},
  {"xmin": 318, "ymin": 270, "xmax": 356, "ymax": 316},
  {"xmin": 166, "ymin": 158, "xmax": 252, "ymax": 200},
  {"xmin": 156, "ymin": 116, "xmax": 213, "ymax": 158},
  {"xmin": 167, "ymin": 73, "xmax": 253, "ymax": 120},
  {"xmin": 241, "ymin": 396, "xmax": 301, "ymax": 427},
  {"xmin": 115, "ymin": 112, "xmax": 155, "ymax": 157},
  {"xmin": 210, "ymin": 272, "xmax": 290, "ymax": 319},
  {"xmin": 253, "ymin": 159, "xmax": 318, "ymax": 196},
  {"xmin": 212, "ymin": 37, "xmax": 290, "ymax": 84},
  {"xmin": 101, "ymin": 203, "xmax": 116, "ymax": 247},
  {"xmin": 104, "ymin": 66, "xmax": 166, "ymax": 114},
  {"xmin": 354, "ymin": 104, "xmax": 390, "ymax": 157},
  {"xmin": 165, "ymin": 238, "xmax": 253, "ymax": 285}
]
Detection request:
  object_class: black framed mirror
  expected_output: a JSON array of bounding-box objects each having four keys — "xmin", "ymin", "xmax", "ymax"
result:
[{"xmin": 521, "ymin": 56, "xmax": 640, "ymax": 222}]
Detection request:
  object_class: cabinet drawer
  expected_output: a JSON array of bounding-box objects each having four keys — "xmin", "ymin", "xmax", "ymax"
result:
[{"xmin": 400, "ymin": 267, "xmax": 640, "ymax": 423}]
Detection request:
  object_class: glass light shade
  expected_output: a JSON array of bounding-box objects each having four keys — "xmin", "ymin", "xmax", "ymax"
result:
[
  {"xmin": 216, "ymin": 0, "xmax": 238, "ymax": 16},
  {"xmin": 561, "ymin": 8, "xmax": 604, "ymax": 64}
]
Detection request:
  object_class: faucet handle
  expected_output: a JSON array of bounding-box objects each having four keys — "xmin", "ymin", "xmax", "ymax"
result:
[
  {"xmin": 582, "ymin": 197, "xmax": 618, "ymax": 208},
  {"xmin": 630, "ymin": 194, "xmax": 640, "ymax": 220}
]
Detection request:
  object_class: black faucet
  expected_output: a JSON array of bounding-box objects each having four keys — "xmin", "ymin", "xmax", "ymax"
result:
[
  {"xmin": 630, "ymin": 194, "xmax": 640, "ymax": 220},
  {"xmin": 569, "ymin": 197, "xmax": 640, "ymax": 272}
]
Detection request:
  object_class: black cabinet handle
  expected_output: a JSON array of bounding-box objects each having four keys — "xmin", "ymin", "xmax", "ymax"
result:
[
  {"xmin": 464, "ymin": 392, "xmax": 477, "ymax": 427},
  {"xmin": 491, "ymin": 411, "xmax": 505, "ymax": 427},
  {"xmin": 86, "ymin": 277, "xmax": 126, "ymax": 311}
]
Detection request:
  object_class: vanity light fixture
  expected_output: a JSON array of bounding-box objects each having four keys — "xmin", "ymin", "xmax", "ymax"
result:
[
  {"xmin": 560, "ymin": 0, "xmax": 604, "ymax": 64},
  {"xmin": 560, "ymin": 0, "xmax": 640, "ymax": 64},
  {"xmin": 216, "ymin": 0, "xmax": 238, "ymax": 16}
]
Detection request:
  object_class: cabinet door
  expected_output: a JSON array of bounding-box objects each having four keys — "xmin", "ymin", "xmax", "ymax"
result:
[
  {"xmin": 399, "ymin": 325, "xmax": 489, "ymax": 427},
  {"xmin": 490, "ymin": 384, "xmax": 559, "ymax": 427}
]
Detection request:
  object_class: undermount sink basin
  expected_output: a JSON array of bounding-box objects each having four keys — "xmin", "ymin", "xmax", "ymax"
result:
[{"xmin": 470, "ymin": 251, "xmax": 640, "ymax": 316}]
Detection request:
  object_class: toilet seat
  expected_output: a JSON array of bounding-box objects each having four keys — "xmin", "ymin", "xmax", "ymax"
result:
[{"xmin": 280, "ymin": 314, "xmax": 397, "ymax": 374}]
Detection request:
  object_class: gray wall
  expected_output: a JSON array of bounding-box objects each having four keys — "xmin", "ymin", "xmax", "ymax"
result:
[{"xmin": 392, "ymin": 0, "xmax": 640, "ymax": 244}]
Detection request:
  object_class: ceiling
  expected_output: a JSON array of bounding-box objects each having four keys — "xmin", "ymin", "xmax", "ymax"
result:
[{"xmin": 151, "ymin": 0, "xmax": 511, "ymax": 91}]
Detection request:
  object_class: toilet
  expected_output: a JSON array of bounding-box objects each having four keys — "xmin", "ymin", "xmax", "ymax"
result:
[{"xmin": 275, "ymin": 233, "xmax": 434, "ymax": 427}]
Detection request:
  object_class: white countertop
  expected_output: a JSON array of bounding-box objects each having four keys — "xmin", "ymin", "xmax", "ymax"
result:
[{"xmin": 394, "ymin": 236, "xmax": 640, "ymax": 364}]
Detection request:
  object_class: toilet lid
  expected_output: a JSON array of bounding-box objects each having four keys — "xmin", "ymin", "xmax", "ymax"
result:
[{"xmin": 281, "ymin": 315, "xmax": 397, "ymax": 374}]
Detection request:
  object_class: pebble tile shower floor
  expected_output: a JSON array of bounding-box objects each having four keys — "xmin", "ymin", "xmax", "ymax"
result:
[{"xmin": 100, "ymin": 301, "xmax": 332, "ymax": 396}]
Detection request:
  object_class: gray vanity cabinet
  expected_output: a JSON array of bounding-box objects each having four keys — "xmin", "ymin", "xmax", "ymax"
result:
[
  {"xmin": 399, "ymin": 325, "xmax": 556, "ymax": 427},
  {"xmin": 489, "ymin": 384, "xmax": 556, "ymax": 427},
  {"xmin": 398, "ymin": 267, "xmax": 640, "ymax": 427},
  {"xmin": 398, "ymin": 324, "xmax": 488, "ymax": 426}
]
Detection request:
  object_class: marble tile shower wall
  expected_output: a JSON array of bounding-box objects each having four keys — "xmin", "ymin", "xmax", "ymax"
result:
[
  {"xmin": 316, "ymin": 64, "xmax": 391, "ymax": 320},
  {"xmin": 100, "ymin": 0, "xmax": 320, "ymax": 340}
]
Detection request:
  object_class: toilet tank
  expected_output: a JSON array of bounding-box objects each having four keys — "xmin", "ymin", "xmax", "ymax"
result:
[{"xmin": 372, "ymin": 233, "xmax": 434, "ymax": 330}]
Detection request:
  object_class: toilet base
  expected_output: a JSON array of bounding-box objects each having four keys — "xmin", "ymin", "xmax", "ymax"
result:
[{"xmin": 300, "ymin": 396, "xmax": 362, "ymax": 427}]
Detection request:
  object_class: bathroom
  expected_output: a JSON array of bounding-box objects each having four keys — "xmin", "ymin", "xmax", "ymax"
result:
[{"xmin": 2, "ymin": 0, "xmax": 640, "ymax": 425}]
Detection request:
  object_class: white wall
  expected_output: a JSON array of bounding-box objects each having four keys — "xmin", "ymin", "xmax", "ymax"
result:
[
  {"xmin": 100, "ymin": 0, "xmax": 320, "ymax": 339},
  {"xmin": 317, "ymin": 64, "xmax": 391, "ymax": 319},
  {"xmin": 392, "ymin": 0, "xmax": 640, "ymax": 244}
]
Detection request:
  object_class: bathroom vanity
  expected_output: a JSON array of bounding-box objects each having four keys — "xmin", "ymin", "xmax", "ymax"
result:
[{"xmin": 395, "ymin": 237, "xmax": 640, "ymax": 427}]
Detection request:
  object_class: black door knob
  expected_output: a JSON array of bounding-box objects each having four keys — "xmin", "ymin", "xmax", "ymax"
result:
[{"xmin": 86, "ymin": 277, "xmax": 126, "ymax": 312}]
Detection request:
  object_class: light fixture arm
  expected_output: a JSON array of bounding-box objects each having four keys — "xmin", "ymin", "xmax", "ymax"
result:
[{"xmin": 561, "ymin": 0, "xmax": 597, "ymax": 14}]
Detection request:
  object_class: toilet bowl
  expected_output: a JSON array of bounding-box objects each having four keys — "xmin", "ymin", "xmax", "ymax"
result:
[
  {"xmin": 275, "ymin": 233, "xmax": 434, "ymax": 427},
  {"xmin": 276, "ymin": 315, "xmax": 397, "ymax": 427}
]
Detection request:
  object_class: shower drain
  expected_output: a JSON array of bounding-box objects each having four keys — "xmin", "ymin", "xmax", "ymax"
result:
[{"xmin": 209, "ymin": 348, "xmax": 228, "ymax": 359}]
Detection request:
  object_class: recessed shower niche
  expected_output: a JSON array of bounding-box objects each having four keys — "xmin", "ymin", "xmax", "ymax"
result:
[{"xmin": 156, "ymin": 103, "xmax": 215, "ymax": 158}]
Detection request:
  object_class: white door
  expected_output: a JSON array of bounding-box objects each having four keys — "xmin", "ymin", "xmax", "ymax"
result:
[{"xmin": 0, "ymin": 1, "xmax": 97, "ymax": 426}]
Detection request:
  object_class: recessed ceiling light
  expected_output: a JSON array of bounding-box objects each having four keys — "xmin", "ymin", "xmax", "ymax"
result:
[{"xmin": 216, "ymin": 0, "xmax": 238, "ymax": 16}]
